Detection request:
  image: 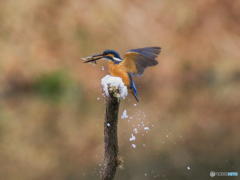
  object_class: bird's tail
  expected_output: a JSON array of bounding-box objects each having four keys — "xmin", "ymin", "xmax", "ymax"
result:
[
  {"xmin": 128, "ymin": 73, "xmax": 139, "ymax": 102},
  {"xmin": 131, "ymin": 89, "xmax": 139, "ymax": 102}
]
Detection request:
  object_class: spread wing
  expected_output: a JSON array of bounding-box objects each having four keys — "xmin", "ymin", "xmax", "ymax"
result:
[{"xmin": 120, "ymin": 47, "xmax": 161, "ymax": 75}]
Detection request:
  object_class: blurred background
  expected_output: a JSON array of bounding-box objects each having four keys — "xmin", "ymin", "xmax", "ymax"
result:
[{"xmin": 0, "ymin": 0, "xmax": 240, "ymax": 179}]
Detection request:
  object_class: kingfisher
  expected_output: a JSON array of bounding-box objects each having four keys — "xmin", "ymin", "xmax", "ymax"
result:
[{"xmin": 82, "ymin": 47, "xmax": 161, "ymax": 102}]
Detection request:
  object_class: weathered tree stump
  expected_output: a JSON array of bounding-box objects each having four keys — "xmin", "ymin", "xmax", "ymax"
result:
[
  {"xmin": 102, "ymin": 88, "xmax": 120, "ymax": 180},
  {"xmin": 101, "ymin": 76, "xmax": 128, "ymax": 180}
]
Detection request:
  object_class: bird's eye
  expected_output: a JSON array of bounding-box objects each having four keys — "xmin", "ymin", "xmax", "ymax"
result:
[{"xmin": 105, "ymin": 55, "xmax": 113, "ymax": 60}]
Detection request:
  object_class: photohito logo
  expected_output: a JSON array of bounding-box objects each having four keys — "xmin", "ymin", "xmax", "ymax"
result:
[
  {"xmin": 210, "ymin": 171, "xmax": 238, "ymax": 177},
  {"xmin": 210, "ymin": 171, "xmax": 215, "ymax": 177}
]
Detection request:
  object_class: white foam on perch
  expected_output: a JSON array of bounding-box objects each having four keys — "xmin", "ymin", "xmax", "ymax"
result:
[{"xmin": 101, "ymin": 75, "xmax": 128, "ymax": 99}]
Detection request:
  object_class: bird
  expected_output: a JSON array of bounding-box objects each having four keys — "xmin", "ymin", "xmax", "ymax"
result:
[{"xmin": 81, "ymin": 47, "xmax": 161, "ymax": 102}]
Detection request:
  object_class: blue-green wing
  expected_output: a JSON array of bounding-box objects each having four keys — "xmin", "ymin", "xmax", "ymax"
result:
[{"xmin": 122, "ymin": 47, "xmax": 161, "ymax": 75}]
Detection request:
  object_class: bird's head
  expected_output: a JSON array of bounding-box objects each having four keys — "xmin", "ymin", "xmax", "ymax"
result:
[{"xmin": 82, "ymin": 50, "xmax": 122, "ymax": 64}]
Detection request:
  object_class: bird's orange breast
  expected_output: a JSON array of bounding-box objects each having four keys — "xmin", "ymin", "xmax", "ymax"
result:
[{"xmin": 108, "ymin": 62, "xmax": 130, "ymax": 87}]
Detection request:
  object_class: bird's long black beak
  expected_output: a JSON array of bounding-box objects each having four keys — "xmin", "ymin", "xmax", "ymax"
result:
[{"xmin": 81, "ymin": 53, "xmax": 104, "ymax": 63}]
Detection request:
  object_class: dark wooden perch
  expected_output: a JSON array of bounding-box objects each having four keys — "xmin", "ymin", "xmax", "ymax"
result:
[{"xmin": 102, "ymin": 87, "xmax": 121, "ymax": 180}]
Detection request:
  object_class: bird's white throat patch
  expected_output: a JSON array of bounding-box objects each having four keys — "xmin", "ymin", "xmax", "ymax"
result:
[{"xmin": 113, "ymin": 57, "xmax": 122, "ymax": 62}]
